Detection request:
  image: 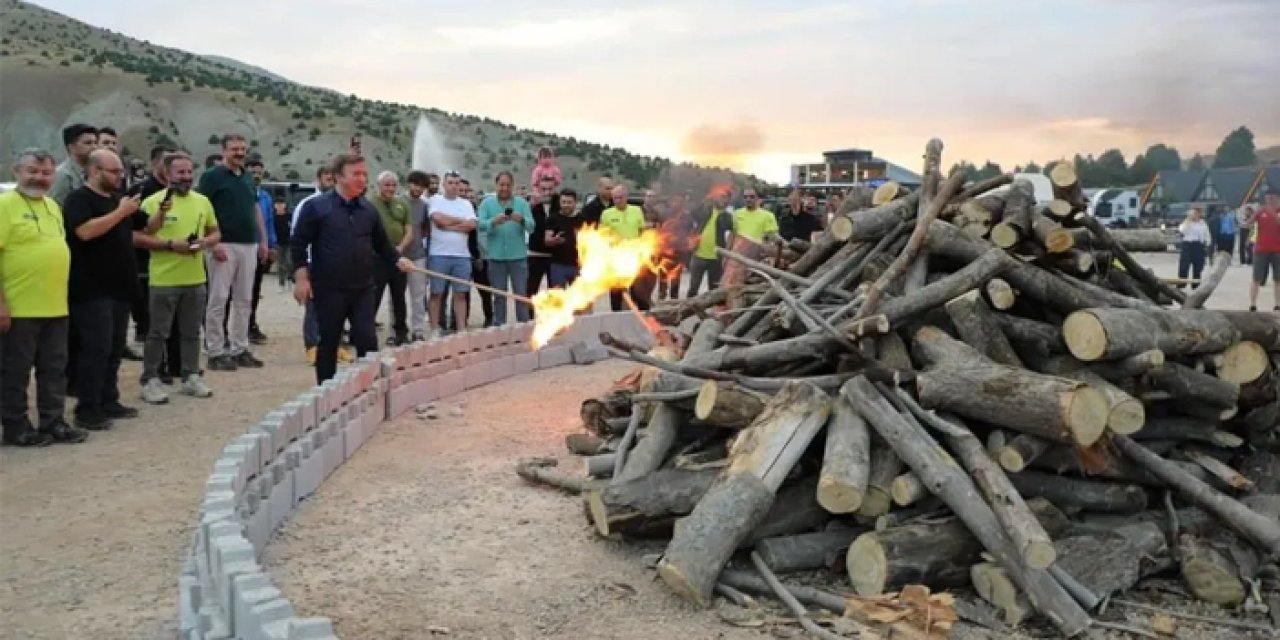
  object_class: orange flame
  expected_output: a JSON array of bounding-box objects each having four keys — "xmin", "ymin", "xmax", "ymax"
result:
[{"xmin": 531, "ymin": 225, "xmax": 663, "ymax": 349}]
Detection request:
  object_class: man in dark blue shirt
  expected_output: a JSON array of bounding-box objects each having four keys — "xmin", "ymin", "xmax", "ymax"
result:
[{"xmin": 291, "ymin": 154, "xmax": 412, "ymax": 382}]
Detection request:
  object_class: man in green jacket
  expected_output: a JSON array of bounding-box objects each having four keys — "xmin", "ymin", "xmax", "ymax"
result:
[
  {"xmin": 476, "ymin": 171, "xmax": 531, "ymax": 324},
  {"xmin": 371, "ymin": 171, "xmax": 412, "ymax": 345}
]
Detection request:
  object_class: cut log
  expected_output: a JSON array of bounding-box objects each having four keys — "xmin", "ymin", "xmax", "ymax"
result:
[
  {"xmin": 1022, "ymin": 354, "xmax": 1145, "ymax": 434},
  {"xmin": 1218, "ymin": 310, "xmax": 1280, "ymax": 351},
  {"xmin": 1213, "ymin": 341, "xmax": 1270, "ymax": 385},
  {"xmin": 1133, "ymin": 418, "xmax": 1243, "ymax": 448},
  {"xmin": 584, "ymin": 453, "xmax": 616, "ymax": 478},
  {"xmin": 847, "ymin": 519, "xmax": 980, "ymax": 595},
  {"xmin": 1050, "ymin": 249, "xmax": 1095, "ymax": 277},
  {"xmin": 857, "ymin": 446, "xmax": 901, "ymax": 518},
  {"xmin": 842, "ymin": 377, "xmax": 1091, "ymax": 637},
  {"xmin": 955, "ymin": 174, "xmax": 1015, "ymax": 202},
  {"xmin": 890, "ymin": 472, "xmax": 928, "ymax": 507},
  {"xmin": 754, "ymin": 528, "xmax": 863, "ymax": 573},
  {"xmin": 1087, "ymin": 349, "xmax": 1165, "ymax": 382},
  {"xmin": 585, "ymin": 468, "xmax": 718, "ymax": 537},
  {"xmin": 828, "ymin": 191, "xmax": 921, "ymax": 243},
  {"xmin": 1008, "ymin": 470, "xmax": 1147, "ymax": 513},
  {"xmin": 997, "ymin": 434, "xmax": 1053, "ymax": 473},
  {"xmin": 945, "ymin": 290, "xmax": 1023, "ymax": 367},
  {"xmin": 872, "ymin": 180, "xmax": 902, "ymax": 206},
  {"xmin": 1183, "ymin": 448, "xmax": 1254, "ymax": 492},
  {"xmin": 1054, "ymin": 522, "xmax": 1172, "ymax": 599},
  {"xmin": 694, "ymin": 381, "xmax": 769, "ymax": 429},
  {"xmin": 1178, "ymin": 533, "xmax": 1247, "ymax": 606},
  {"xmin": 580, "ymin": 390, "xmax": 632, "ymax": 436},
  {"xmin": 873, "ymin": 247, "xmax": 1013, "ymax": 330},
  {"xmin": 515, "ymin": 457, "xmax": 599, "ymax": 494},
  {"xmin": 1064, "ymin": 308, "xmax": 1240, "ymax": 361},
  {"xmin": 745, "ymin": 477, "xmax": 828, "ymax": 544},
  {"xmin": 565, "ymin": 432, "xmax": 606, "ymax": 455},
  {"xmin": 1049, "ymin": 162, "xmax": 1084, "ymax": 207},
  {"xmin": 994, "ymin": 313, "xmax": 1066, "ymax": 359},
  {"xmin": 1068, "ymin": 227, "xmax": 1169, "ymax": 253},
  {"xmin": 984, "ymin": 278, "xmax": 1017, "ymax": 310},
  {"xmin": 658, "ymin": 382, "xmax": 831, "ymax": 607},
  {"xmin": 1145, "ymin": 362, "xmax": 1240, "ymax": 409},
  {"xmin": 874, "ymin": 332, "xmax": 913, "ymax": 371},
  {"xmin": 816, "ymin": 395, "xmax": 870, "ymax": 514},
  {"xmin": 1183, "ymin": 251, "xmax": 1233, "ymax": 309},
  {"xmin": 971, "ymin": 561, "xmax": 1033, "ymax": 626},
  {"xmin": 912, "ymin": 325, "xmax": 1109, "ymax": 446},
  {"xmin": 1113, "ymin": 435, "xmax": 1280, "ymax": 559},
  {"xmin": 1044, "ymin": 199, "xmax": 1076, "ymax": 222}
]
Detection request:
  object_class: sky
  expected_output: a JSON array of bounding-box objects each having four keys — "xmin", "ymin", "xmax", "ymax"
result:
[{"xmin": 35, "ymin": 0, "xmax": 1280, "ymax": 182}]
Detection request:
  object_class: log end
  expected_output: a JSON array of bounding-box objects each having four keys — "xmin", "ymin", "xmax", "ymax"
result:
[
  {"xmin": 846, "ymin": 532, "xmax": 888, "ymax": 596},
  {"xmin": 855, "ymin": 487, "xmax": 892, "ymax": 518},
  {"xmin": 1063, "ymin": 310, "xmax": 1107, "ymax": 362},
  {"xmin": 1024, "ymin": 541, "xmax": 1057, "ymax": 569},
  {"xmin": 584, "ymin": 490, "xmax": 611, "ymax": 538},
  {"xmin": 694, "ymin": 379, "xmax": 718, "ymax": 422},
  {"xmin": 985, "ymin": 279, "xmax": 1017, "ymax": 310},
  {"xmin": 970, "ymin": 562, "xmax": 1031, "ymax": 626},
  {"xmin": 990, "ymin": 222, "xmax": 1020, "ymax": 250},
  {"xmin": 1049, "ymin": 162, "xmax": 1078, "ymax": 189},
  {"xmin": 1106, "ymin": 397, "xmax": 1147, "ymax": 435},
  {"xmin": 816, "ymin": 474, "xmax": 863, "ymax": 514},
  {"xmin": 889, "ymin": 474, "xmax": 923, "ymax": 507},
  {"xmin": 1046, "ymin": 199, "xmax": 1074, "ymax": 219},
  {"xmin": 1044, "ymin": 230, "xmax": 1075, "ymax": 254},
  {"xmin": 656, "ymin": 560, "xmax": 713, "ymax": 608},
  {"xmin": 872, "ymin": 181, "xmax": 901, "ymax": 206},
  {"xmin": 1065, "ymin": 386, "xmax": 1109, "ymax": 446},
  {"xmin": 997, "ymin": 447, "xmax": 1029, "ymax": 473},
  {"xmin": 829, "ymin": 216, "xmax": 854, "ymax": 243},
  {"xmin": 1217, "ymin": 341, "xmax": 1269, "ymax": 385}
]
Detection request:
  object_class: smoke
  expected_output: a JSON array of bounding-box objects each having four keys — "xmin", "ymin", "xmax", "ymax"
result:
[{"xmin": 679, "ymin": 121, "xmax": 765, "ymax": 171}]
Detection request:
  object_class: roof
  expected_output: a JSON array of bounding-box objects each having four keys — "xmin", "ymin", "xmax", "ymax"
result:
[
  {"xmin": 883, "ymin": 162, "xmax": 922, "ymax": 186},
  {"xmin": 823, "ymin": 148, "xmax": 873, "ymax": 156},
  {"xmin": 1153, "ymin": 170, "xmax": 1205, "ymax": 203},
  {"xmin": 1206, "ymin": 168, "xmax": 1258, "ymax": 207}
]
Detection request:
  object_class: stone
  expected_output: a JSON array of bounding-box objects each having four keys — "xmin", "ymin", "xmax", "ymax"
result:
[
  {"xmin": 287, "ymin": 617, "xmax": 338, "ymax": 640},
  {"xmin": 343, "ymin": 409, "xmax": 365, "ymax": 459},
  {"xmin": 234, "ymin": 433, "xmax": 268, "ymax": 479},
  {"xmin": 537, "ymin": 345, "xmax": 573, "ymax": 369},
  {"xmin": 570, "ymin": 340, "xmax": 609, "ymax": 365},
  {"xmin": 438, "ymin": 370, "xmax": 463, "ymax": 399},
  {"xmin": 247, "ymin": 598, "xmax": 295, "ymax": 640},
  {"xmin": 266, "ymin": 464, "xmax": 294, "ymax": 534}
]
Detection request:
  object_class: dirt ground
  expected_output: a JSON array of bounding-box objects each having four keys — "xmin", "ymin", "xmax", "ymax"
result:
[{"xmin": 0, "ymin": 253, "xmax": 1264, "ymax": 640}]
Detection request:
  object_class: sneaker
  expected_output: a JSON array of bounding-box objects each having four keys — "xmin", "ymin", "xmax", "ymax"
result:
[
  {"xmin": 74, "ymin": 409, "xmax": 113, "ymax": 431},
  {"xmin": 1251, "ymin": 305, "xmax": 1258, "ymax": 311},
  {"xmin": 233, "ymin": 351, "xmax": 264, "ymax": 368},
  {"xmin": 338, "ymin": 345, "xmax": 356, "ymax": 364},
  {"xmin": 306, "ymin": 347, "xmax": 317, "ymax": 366},
  {"xmin": 3, "ymin": 420, "xmax": 53, "ymax": 447},
  {"xmin": 428, "ymin": 328, "xmax": 444, "ymax": 341},
  {"xmin": 102, "ymin": 402, "xmax": 140, "ymax": 420},
  {"xmin": 208, "ymin": 355, "xmax": 238, "ymax": 372},
  {"xmin": 140, "ymin": 378, "xmax": 171, "ymax": 404},
  {"xmin": 45, "ymin": 419, "xmax": 89, "ymax": 444},
  {"xmin": 249, "ymin": 328, "xmax": 268, "ymax": 345},
  {"xmin": 181, "ymin": 374, "xmax": 214, "ymax": 398}
]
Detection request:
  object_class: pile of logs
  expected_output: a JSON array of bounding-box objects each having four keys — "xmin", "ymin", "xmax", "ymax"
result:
[{"xmin": 516, "ymin": 142, "xmax": 1280, "ymax": 639}]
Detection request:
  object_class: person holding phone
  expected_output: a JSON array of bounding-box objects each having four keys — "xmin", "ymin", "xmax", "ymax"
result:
[
  {"xmin": 545, "ymin": 188, "xmax": 582, "ymax": 287},
  {"xmin": 476, "ymin": 171, "xmax": 532, "ymax": 324}
]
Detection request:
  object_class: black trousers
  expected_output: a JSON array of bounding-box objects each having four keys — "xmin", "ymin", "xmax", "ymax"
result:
[
  {"xmin": 609, "ymin": 271, "xmax": 656, "ymax": 312},
  {"xmin": 1178, "ymin": 242, "xmax": 1207, "ymax": 285},
  {"xmin": 526, "ymin": 255, "xmax": 551, "ymax": 316},
  {"xmin": 1, "ymin": 316, "xmax": 68, "ymax": 431},
  {"xmin": 132, "ymin": 274, "xmax": 150, "ymax": 341},
  {"xmin": 314, "ymin": 286, "xmax": 377, "ymax": 383},
  {"xmin": 374, "ymin": 262, "xmax": 409, "ymax": 338},
  {"xmin": 69, "ymin": 298, "xmax": 129, "ymax": 414}
]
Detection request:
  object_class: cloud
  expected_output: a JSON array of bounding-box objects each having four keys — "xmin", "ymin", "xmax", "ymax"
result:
[{"xmin": 680, "ymin": 121, "xmax": 766, "ymax": 171}]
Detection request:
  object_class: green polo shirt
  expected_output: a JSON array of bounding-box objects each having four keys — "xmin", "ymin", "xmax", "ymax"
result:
[
  {"xmin": 197, "ymin": 165, "xmax": 258, "ymax": 243},
  {"xmin": 733, "ymin": 207, "xmax": 779, "ymax": 243},
  {"xmin": 601, "ymin": 204, "xmax": 645, "ymax": 240},
  {"xmin": 371, "ymin": 196, "xmax": 411, "ymax": 244}
]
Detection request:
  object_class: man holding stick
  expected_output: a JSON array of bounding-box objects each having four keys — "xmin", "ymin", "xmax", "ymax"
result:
[{"xmin": 291, "ymin": 154, "xmax": 413, "ymax": 383}]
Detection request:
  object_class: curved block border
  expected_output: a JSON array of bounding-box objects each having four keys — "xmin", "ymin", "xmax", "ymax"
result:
[{"xmin": 177, "ymin": 311, "xmax": 651, "ymax": 640}]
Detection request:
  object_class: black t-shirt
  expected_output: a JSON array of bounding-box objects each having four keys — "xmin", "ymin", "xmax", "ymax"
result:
[
  {"xmin": 579, "ymin": 196, "xmax": 609, "ymax": 227},
  {"xmin": 63, "ymin": 186, "xmax": 140, "ymax": 303},
  {"xmin": 779, "ymin": 210, "xmax": 824, "ymax": 242},
  {"xmin": 546, "ymin": 210, "xmax": 583, "ymax": 266},
  {"xmin": 528, "ymin": 201, "xmax": 558, "ymax": 253},
  {"xmin": 273, "ymin": 210, "xmax": 293, "ymax": 247}
]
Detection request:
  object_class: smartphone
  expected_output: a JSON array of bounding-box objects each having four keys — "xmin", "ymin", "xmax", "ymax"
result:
[
  {"xmin": 504, "ymin": 207, "xmax": 514, "ymax": 215},
  {"xmin": 161, "ymin": 188, "xmax": 174, "ymax": 206}
]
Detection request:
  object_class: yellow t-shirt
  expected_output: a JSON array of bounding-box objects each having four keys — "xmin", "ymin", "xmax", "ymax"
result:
[
  {"xmin": 142, "ymin": 190, "xmax": 218, "ymax": 287},
  {"xmin": 695, "ymin": 208, "xmax": 722, "ymax": 260},
  {"xmin": 600, "ymin": 205, "xmax": 645, "ymax": 240},
  {"xmin": 0, "ymin": 191, "xmax": 71, "ymax": 318},
  {"xmin": 733, "ymin": 207, "xmax": 779, "ymax": 243}
]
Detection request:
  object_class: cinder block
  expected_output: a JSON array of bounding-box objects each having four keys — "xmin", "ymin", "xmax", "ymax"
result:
[
  {"xmin": 248, "ymin": 598, "xmax": 295, "ymax": 640},
  {"xmin": 295, "ymin": 392, "xmax": 320, "ymax": 434},
  {"xmin": 294, "ymin": 440, "xmax": 323, "ymax": 503},
  {"xmin": 438, "ymin": 370, "xmax": 463, "ymax": 398},
  {"xmin": 205, "ymin": 473, "xmax": 238, "ymax": 499},
  {"xmin": 413, "ymin": 377, "xmax": 439, "ymax": 404},
  {"xmin": 287, "ymin": 617, "xmax": 338, "ymax": 640},
  {"xmin": 342, "ymin": 411, "xmax": 365, "ymax": 459},
  {"xmin": 422, "ymin": 341, "xmax": 442, "ymax": 363},
  {"xmin": 537, "ymin": 345, "xmax": 573, "ymax": 369},
  {"xmin": 211, "ymin": 535, "xmax": 255, "ymax": 613},
  {"xmin": 212, "ymin": 456, "xmax": 247, "ymax": 496},
  {"xmin": 570, "ymin": 340, "xmax": 610, "ymax": 365},
  {"xmin": 232, "ymin": 433, "xmax": 267, "ymax": 479},
  {"xmin": 462, "ymin": 362, "xmax": 485, "ymax": 390},
  {"xmin": 254, "ymin": 419, "xmax": 285, "ymax": 458},
  {"xmin": 179, "ymin": 572, "xmax": 202, "ymax": 633},
  {"xmin": 229, "ymin": 572, "xmax": 273, "ymax": 635},
  {"xmin": 266, "ymin": 468, "xmax": 293, "ymax": 534},
  {"xmin": 488, "ymin": 355, "xmax": 513, "ymax": 382},
  {"xmin": 245, "ymin": 502, "xmax": 270, "ymax": 555},
  {"xmin": 321, "ymin": 417, "xmax": 344, "ymax": 478},
  {"xmin": 512, "ymin": 351, "xmax": 537, "ymax": 375},
  {"xmin": 379, "ymin": 356, "xmax": 397, "ymax": 381},
  {"xmin": 560, "ymin": 312, "xmax": 604, "ymax": 346}
]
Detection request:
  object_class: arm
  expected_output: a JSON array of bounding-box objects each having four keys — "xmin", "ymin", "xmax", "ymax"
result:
[
  {"xmin": 254, "ymin": 202, "xmax": 270, "ymax": 258},
  {"xmin": 291, "ymin": 203, "xmax": 319, "ymax": 277},
  {"xmin": 260, "ymin": 199, "xmax": 277, "ymax": 248},
  {"xmin": 71, "ymin": 194, "xmax": 140, "ymax": 241}
]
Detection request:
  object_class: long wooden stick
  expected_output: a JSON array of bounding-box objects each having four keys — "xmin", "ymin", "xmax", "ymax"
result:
[
  {"xmin": 408, "ymin": 264, "xmax": 534, "ymax": 305},
  {"xmin": 749, "ymin": 552, "xmax": 847, "ymax": 640}
]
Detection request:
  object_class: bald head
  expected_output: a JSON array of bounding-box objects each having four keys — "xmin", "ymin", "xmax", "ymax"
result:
[
  {"xmin": 87, "ymin": 148, "xmax": 124, "ymax": 193},
  {"xmin": 597, "ymin": 176, "xmax": 614, "ymax": 200},
  {"xmin": 611, "ymin": 184, "xmax": 628, "ymax": 208}
]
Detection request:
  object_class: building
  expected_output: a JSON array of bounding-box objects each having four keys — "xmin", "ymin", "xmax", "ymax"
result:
[
  {"xmin": 1140, "ymin": 166, "xmax": 1278, "ymax": 220},
  {"xmin": 790, "ymin": 148, "xmax": 922, "ymax": 192}
]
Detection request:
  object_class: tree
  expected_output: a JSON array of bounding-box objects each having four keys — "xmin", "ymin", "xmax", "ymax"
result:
[
  {"xmin": 1094, "ymin": 149, "xmax": 1129, "ymax": 186},
  {"xmin": 207, "ymin": 134, "xmax": 220, "ymax": 145},
  {"xmin": 1213, "ymin": 126, "xmax": 1257, "ymax": 168},
  {"xmin": 1187, "ymin": 154, "xmax": 1206, "ymax": 171},
  {"xmin": 975, "ymin": 161, "xmax": 1003, "ymax": 181},
  {"xmin": 1023, "ymin": 161, "xmax": 1042, "ymax": 174},
  {"xmin": 1144, "ymin": 144, "xmax": 1181, "ymax": 172}
]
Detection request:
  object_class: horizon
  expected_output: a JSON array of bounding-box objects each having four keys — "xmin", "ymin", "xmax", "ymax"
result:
[{"xmin": 24, "ymin": 0, "xmax": 1280, "ymax": 182}]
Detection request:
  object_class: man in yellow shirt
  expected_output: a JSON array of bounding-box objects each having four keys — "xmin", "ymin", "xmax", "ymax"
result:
[
  {"xmin": 731, "ymin": 187, "xmax": 779, "ymax": 245},
  {"xmin": 138, "ymin": 153, "xmax": 222, "ymax": 405},
  {"xmin": 600, "ymin": 184, "xmax": 653, "ymax": 310},
  {"xmin": 687, "ymin": 190, "xmax": 732, "ymax": 297},
  {"xmin": 0, "ymin": 148, "xmax": 85, "ymax": 446}
]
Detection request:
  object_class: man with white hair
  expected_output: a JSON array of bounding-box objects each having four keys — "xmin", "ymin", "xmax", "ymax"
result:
[
  {"xmin": 371, "ymin": 170, "xmax": 412, "ymax": 345},
  {"xmin": 1, "ymin": 148, "xmax": 86, "ymax": 445}
]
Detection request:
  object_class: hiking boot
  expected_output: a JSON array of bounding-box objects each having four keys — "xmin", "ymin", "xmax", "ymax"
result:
[
  {"xmin": 233, "ymin": 351, "xmax": 264, "ymax": 368},
  {"xmin": 305, "ymin": 347, "xmax": 317, "ymax": 366},
  {"xmin": 249, "ymin": 328, "xmax": 268, "ymax": 345},
  {"xmin": 45, "ymin": 419, "xmax": 89, "ymax": 444},
  {"xmin": 181, "ymin": 374, "xmax": 214, "ymax": 398},
  {"xmin": 338, "ymin": 345, "xmax": 356, "ymax": 364},
  {"xmin": 102, "ymin": 402, "xmax": 140, "ymax": 420},
  {"xmin": 3, "ymin": 419, "xmax": 53, "ymax": 447},
  {"xmin": 207, "ymin": 355, "xmax": 238, "ymax": 372},
  {"xmin": 140, "ymin": 378, "xmax": 171, "ymax": 405},
  {"xmin": 74, "ymin": 409, "xmax": 113, "ymax": 431}
]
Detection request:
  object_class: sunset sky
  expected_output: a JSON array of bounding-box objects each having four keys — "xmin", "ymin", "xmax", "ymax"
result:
[{"xmin": 36, "ymin": 0, "xmax": 1280, "ymax": 181}]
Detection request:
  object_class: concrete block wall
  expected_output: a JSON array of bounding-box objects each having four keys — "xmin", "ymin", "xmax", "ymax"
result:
[{"xmin": 180, "ymin": 311, "xmax": 651, "ymax": 639}]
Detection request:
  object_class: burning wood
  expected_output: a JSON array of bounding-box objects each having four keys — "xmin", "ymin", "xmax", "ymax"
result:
[{"xmin": 514, "ymin": 139, "xmax": 1280, "ymax": 639}]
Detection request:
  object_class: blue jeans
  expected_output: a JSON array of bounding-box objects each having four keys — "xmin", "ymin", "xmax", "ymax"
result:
[
  {"xmin": 487, "ymin": 258, "xmax": 529, "ymax": 325},
  {"xmin": 548, "ymin": 263, "xmax": 578, "ymax": 288},
  {"xmin": 427, "ymin": 255, "xmax": 471, "ymax": 294}
]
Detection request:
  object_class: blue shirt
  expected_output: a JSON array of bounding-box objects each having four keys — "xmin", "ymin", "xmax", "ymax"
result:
[
  {"xmin": 257, "ymin": 187, "xmax": 276, "ymax": 247},
  {"xmin": 1220, "ymin": 212, "xmax": 1237, "ymax": 236},
  {"xmin": 290, "ymin": 190, "xmax": 401, "ymax": 290},
  {"xmin": 476, "ymin": 195, "xmax": 532, "ymax": 261}
]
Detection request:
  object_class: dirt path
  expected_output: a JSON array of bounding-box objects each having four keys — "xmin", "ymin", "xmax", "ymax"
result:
[{"xmin": 264, "ymin": 360, "xmax": 765, "ymax": 640}]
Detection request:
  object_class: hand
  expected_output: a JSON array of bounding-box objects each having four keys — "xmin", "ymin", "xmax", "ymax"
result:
[
  {"xmin": 0, "ymin": 300, "xmax": 10, "ymax": 333},
  {"xmin": 396, "ymin": 257, "xmax": 414, "ymax": 273},
  {"xmin": 159, "ymin": 198, "xmax": 173, "ymax": 214},
  {"xmin": 510, "ymin": 213, "xmax": 524, "ymax": 225},
  {"xmin": 268, "ymin": 248, "xmax": 278, "ymax": 263},
  {"xmin": 118, "ymin": 194, "xmax": 140, "ymax": 217},
  {"xmin": 171, "ymin": 241, "xmax": 195, "ymax": 255},
  {"xmin": 213, "ymin": 245, "xmax": 229, "ymax": 262},
  {"xmin": 494, "ymin": 214, "xmax": 509, "ymax": 225},
  {"xmin": 293, "ymin": 277, "xmax": 312, "ymax": 305},
  {"xmin": 258, "ymin": 242, "xmax": 269, "ymax": 263}
]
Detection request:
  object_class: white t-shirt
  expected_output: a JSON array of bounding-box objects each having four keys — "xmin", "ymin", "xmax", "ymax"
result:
[{"xmin": 428, "ymin": 194, "xmax": 476, "ymax": 258}]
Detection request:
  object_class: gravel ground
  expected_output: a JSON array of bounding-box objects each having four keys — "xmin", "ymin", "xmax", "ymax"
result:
[{"xmin": 0, "ymin": 253, "xmax": 1264, "ymax": 640}]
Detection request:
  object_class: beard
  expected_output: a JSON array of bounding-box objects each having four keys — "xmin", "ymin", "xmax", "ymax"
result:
[
  {"xmin": 172, "ymin": 180, "xmax": 194, "ymax": 195},
  {"xmin": 16, "ymin": 183, "xmax": 48, "ymax": 198}
]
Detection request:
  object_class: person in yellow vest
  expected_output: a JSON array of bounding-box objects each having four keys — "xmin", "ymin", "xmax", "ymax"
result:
[
  {"xmin": 0, "ymin": 148, "xmax": 85, "ymax": 446},
  {"xmin": 730, "ymin": 186, "xmax": 779, "ymax": 246},
  {"xmin": 600, "ymin": 184, "xmax": 653, "ymax": 311}
]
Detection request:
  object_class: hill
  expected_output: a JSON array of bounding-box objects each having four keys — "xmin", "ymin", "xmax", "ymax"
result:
[{"xmin": 0, "ymin": 0, "xmax": 763, "ymax": 194}]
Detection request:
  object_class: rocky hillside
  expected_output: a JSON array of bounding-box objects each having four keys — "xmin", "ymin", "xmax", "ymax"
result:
[{"xmin": 0, "ymin": 0, "xmax": 763, "ymax": 194}]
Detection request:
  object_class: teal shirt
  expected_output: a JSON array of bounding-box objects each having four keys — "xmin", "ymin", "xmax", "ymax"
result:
[
  {"xmin": 197, "ymin": 165, "xmax": 259, "ymax": 244},
  {"xmin": 476, "ymin": 195, "xmax": 532, "ymax": 261}
]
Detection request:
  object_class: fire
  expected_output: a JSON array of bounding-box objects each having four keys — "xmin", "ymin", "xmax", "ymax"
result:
[{"xmin": 530, "ymin": 225, "xmax": 663, "ymax": 349}]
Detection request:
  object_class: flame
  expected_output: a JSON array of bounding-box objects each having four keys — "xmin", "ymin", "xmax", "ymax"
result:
[{"xmin": 530, "ymin": 225, "xmax": 663, "ymax": 349}]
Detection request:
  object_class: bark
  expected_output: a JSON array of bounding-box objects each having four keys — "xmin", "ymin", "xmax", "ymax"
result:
[
  {"xmin": 872, "ymin": 180, "xmax": 902, "ymax": 205},
  {"xmin": 1023, "ymin": 354, "xmax": 1145, "ymax": 434},
  {"xmin": 1218, "ymin": 310, "xmax": 1280, "ymax": 351},
  {"xmin": 847, "ymin": 519, "xmax": 983, "ymax": 595},
  {"xmin": 874, "ymin": 332, "xmax": 914, "ymax": 371},
  {"xmin": 753, "ymin": 528, "xmax": 863, "ymax": 573},
  {"xmin": 945, "ymin": 290, "xmax": 1024, "ymax": 367},
  {"xmin": 1067, "ymin": 227, "xmax": 1169, "ymax": 253},
  {"xmin": 515, "ymin": 458, "xmax": 600, "ymax": 494},
  {"xmin": 1063, "ymin": 308, "xmax": 1241, "ymax": 361},
  {"xmin": 565, "ymin": 432, "xmax": 606, "ymax": 456},
  {"xmin": 873, "ymin": 248, "xmax": 1013, "ymax": 330},
  {"xmin": 693, "ymin": 381, "xmax": 769, "ymax": 429},
  {"xmin": 828, "ymin": 191, "xmax": 921, "ymax": 243},
  {"xmin": 856, "ymin": 446, "xmax": 901, "ymax": 518},
  {"xmin": 842, "ymin": 377, "xmax": 1091, "ymax": 637},
  {"xmin": 1053, "ymin": 522, "xmax": 1172, "ymax": 599},
  {"xmin": 1240, "ymin": 450, "xmax": 1280, "ymax": 494},
  {"xmin": 1087, "ymin": 349, "xmax": 1165, "ymax": 382},
  {"xmin": 585, "ymin": 468, "xmax": 718, "ymax": 537},
  {"xmin": 744, "ymin": 477, "xmax": 829, "ymax": 544},
  {"xmin": 994, "ymin": 313, "xmax": 1066, "ymax": 359},
  {"xmin": 1079, "ymin": 213, "xmax": 1187, "ymax": 305},
  {"xmin": 1008, "ymin": 470, "xmax": 1148, "ymax": 513},
  {"xmin": 1144, "ymin": 362, "xmax": 1240, "ymax": 410},
  {"xmin": 1049, "ymin": 162, "xmax": 1085, "ymax": 207},
  {"xmin": 1133, "ymin": 417, "xmax": 1243, "ymax": 448},
  {"xmin": 1183, "ymin": 251, "xmax": 1234, "ymax": 309},
  {"xmin": 913, "ymin": 325, "xmax": 1109, "ymax": 446},
  {"xmin": 890, "ymin": 472, "xmax": 928, "ymax": 507},
  {"xmin": 584, "ymin": 453, "xmax": 616, "ymax": 478},
  {"xmin": 816, "ymin": 394, "xmax": 871, "ymax": 514},
  {"xmin": 580, "ymin": 391, "xmax": 632, "ymax": 437},
  {"xmin": 997, "ymin": 434, "xmax": 1053, "ymax": 472}
]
